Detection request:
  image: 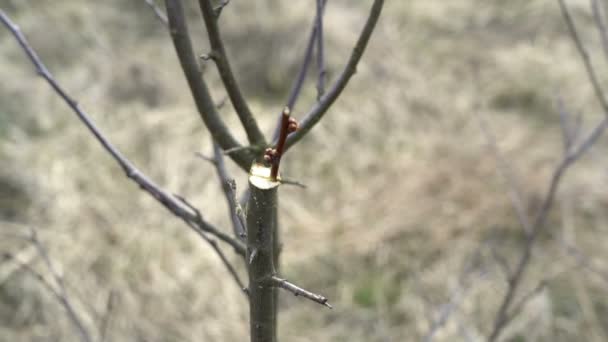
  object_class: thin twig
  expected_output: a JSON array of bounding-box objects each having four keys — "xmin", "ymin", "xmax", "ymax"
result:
[
  {"xmin": 198, "ymin": 0, "xmax": 266, "ymax": 145},
  {"xmin": 190, "ymin": 221, "xmax": 247, "ymax": 296},
  {"xmin": 212, "ymin": 143, "xmax": 247, "ymax": 240},
  {"xmin": 144, "ymin": 0, "xmax": 168, "ymax": 26},
  {"xmin": 223, "ymin": 145, "xmax": 261, "ymax": 156},
  {"xmin": 591, "ymin": 0, "xmax": 608, "ymax": 63},
  {"xmin": 557, "ymin": 235, "xmax": 608, "ymax": 284},
  {"xmin": 270, "ymin": 107, "xmax": 293, "ymax": 180},
  {"xmin": 0, "ymin": 10, "xmax": 247, "ymax": 260},
  {"xmin": 214, "ymin": 0, "xmax": 231, "ymax": 18},
  {"xmin": 487, "ymin": 3, "xmax": 608, "ymax": 338},
  {"xmin": 474, "ymin": 103, "xmax": 532, "ymax": 234},
  {"xmin": 279, "ymin": 177, "xmax": 307, "ymax": 189},
  {"xmin": 284, "ymin": 0, "xmax": 384, "ymax": 150},
  {"xmin": 99, "ymin": 290, "xmax": 115, "ymax": 342},
  {"xmin": 164, "ymin": 0, "xmax": 254, "ymax": 170},
  {"xmin": 557, "ymin": 95, "xmax": 579, "ymax": 154},
  {"xmin": 559, "ymin": 0, "xmax": 608, "ymax": 116},
  {"xmin": 488, "ymin": 115, "xmax": 608, "ymax": 341},
  {"xmin": 424, "ymin": 245, "xmax": 487, "ymax": 342},
  {"xmin": 471, "ymin": 64, "xmax": 532, "ymax": 235},
  {"xmin": 315, "ymin": 0, "xmax": 327, "ymax": 99},
  {"xmin": 271, "ymin": 2, "xmax": 325, "ymax": 141},
  {"xmin": 172, "ymin": 196, "xmax": 247, "ymax": 293},
  {"xmin": 270, "ymin": 276, "xmax": 332, "ymax": 308},
  {"xmin": 497, "ymin": 280, "xmax": 547, "ymax": 332},
  {"xmin": 2, "ymin": 252, "xmax": 92, "ymax": 342}
]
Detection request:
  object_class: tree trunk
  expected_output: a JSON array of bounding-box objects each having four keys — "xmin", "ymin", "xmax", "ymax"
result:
[{"xmin": 247, "ymin": 163, "xmax": 279, "ymax": 342}]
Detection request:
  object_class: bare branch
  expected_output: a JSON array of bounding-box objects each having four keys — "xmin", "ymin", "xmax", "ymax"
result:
[
  {"xmin": 0, "ymin": 10, "xmax": 246, "ymax": 259},
  {"xmin": 556, "ymin": 95, "xmax": 582, "ymax": 154},
  {"xmin": 424, "ymin": 244, "xmax": 487, "ymax": 342},
  {"xmin": 99, "ymin": 290, "xmax": 115, "ymax": 342},
  {"xmin": 214, "ymin": 0, "xmax": 231, "ymax": 18},
  {"xmin": 315, "ymin": 0, "xmax": 327, "ymax": 99},
  {"xmin": 212, "ymin": 143, "xmax": 247, "ymax": 240},
  {"xmin": 144, "ymin": 0, "xmax": 168, "ymax": 26},
  {"xmin": 498, "ymin": 280, "xmax": 547, "ymax": 332},
  {"xmin": 559, "ymin": 0, "xmax": 608, "ymax": 116},
  {"xmin": 267, "ymin": 107, "xmax": 299, "ymax": 180},
  {"xmin": 279, "ymin": 177, "xmax": 307, "ymax": 189},
  {"xmin": 223, "ymin": 145, "xmax": 262, "ymax": 156},
  {"xmin": 557, "ymin": 235, "xmax": 608, "ymax": 284},
  {"xmin": 488, "ymin": 115, "xmax": 608, "ymax": 340},
  {"xmin": 271, "ymin": 1, "xmax": 326, "ymax": 141},
  {"xmin": 486, "ymin": 3, "xmax": 608, "ymax": 338},
  {"xmin": 192, "ymin": 222, "xmax": 247, "ymax": 296},
  {"xmin": 284, "ymin": 0, "xmax": 384, "ymax": 150},
  {"xmin": 164, "ymin": 0, "xmax": 254, "ymax": 170},
  {"xmin": 270, "ymin": 276, "xmax": 332, "ymax": 309},
  {"xmin": 198, "ymin": 0, "xmax": 266, "ymax": 145},
  {"xmin": 474, "ymin": 101, "xmax": 532, "ymax": 234},
  {"xmin": 2, "ymin": 250, "xmax": 92, "ymax": 342},
  {"xmin": 591, "ymin": 0, "xmax": 608, "ymax": 62}
]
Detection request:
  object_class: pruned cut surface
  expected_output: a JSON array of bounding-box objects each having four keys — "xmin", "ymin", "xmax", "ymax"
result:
[{"xmin": 249, "ymin": 163, "xmax": 280, "ymax": 190}]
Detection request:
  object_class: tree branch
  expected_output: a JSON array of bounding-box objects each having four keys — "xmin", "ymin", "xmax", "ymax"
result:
[
  {"xmin": 284, "ymin": 0, "xmax": 384, "ymax": 150},
  {"xmin": 315, "ymin": 0, "xmax": 327, "ymax": 99},
  {"xmin": 271, "ymin": 0, "xmax": 327, "ymax": 141},
  {"xmin": 164, "ymin": 0, "xmax": 254, "ymax": 170},
  {"xmin": 487, "ymin": 3, "xmax": 608, "ymax": 338},
  {"xmin": 246, "ymin": 164, "xmax": 280, "ymax": 342},
  {"xmin": 2, "ymin": 238, "xmax": 92, "ymax": 342},
  {"xmin": 0, "ymin": 10, "xmax": 247, "ymax": 260},
  {"xmin": 559, "ymin": 0, "xmax": 608, "ymax": 115},
  {"xmin": 198, "ymin": 0, "xmax": 266, "ymax": 146},
  {"xmin": 211, "ymin": 143, "xmax": 247, "ymax": 240},
  {"xmin": 144, "ymin": 0, "xmax": 168, "ymax": 26},
  {"xmin": 270, "ymin": 276, "xmax": 332, "ymax": 308}
]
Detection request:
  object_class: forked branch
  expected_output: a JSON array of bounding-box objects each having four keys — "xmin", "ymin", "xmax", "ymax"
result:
[
  {"xmin": 198, "ymin": 0, "xmax": 266, "ymax": 146},
  {"xmin": 165, "ymin": 0, "xmax": 254, "ymax": 170},
  {"xmin": 284, "ymin": 0, "xmax": 384, "ymax": 150},
  {"xmin": 487, "ymin": 2, "xmax": 608, "ymax": 339},
  {"xmin": 0, "ymin": 10, "xmax": 246, "ymax": 260}
]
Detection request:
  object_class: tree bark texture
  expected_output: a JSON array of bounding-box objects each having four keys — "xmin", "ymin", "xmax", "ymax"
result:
[{"xmin": 247, "ymin": 164, "xmax": 279, "ymax": 342}]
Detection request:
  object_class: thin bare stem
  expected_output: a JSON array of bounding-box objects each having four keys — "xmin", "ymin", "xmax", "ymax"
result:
[
  {"xmin": 284, "ymin": 0, "xmax": 384, "ymax": 150},
  {"xmin": 315, "ymin": 0, "xmax": 327, "ymax": 99},
  {"xmin": 279, "ymin": 177, "xmax": 307, "ymax": 189},
  {"xmin": 144, "ymin": 0, "xmax": 168, "ymax": 26},
  {"xmin": 164, "ymin": 0, "xmax": 254, "ymax": 170},
  {"xmin": 198, "ymin": 0, "xmax": 266, "ymax": 145},
  {"xmin": 2, "ymin": 252, "xmax": 92, "ymax": 342},
  {"xmin": 488, "ymin": 115, "xmax": 608, "ymax": 341},
  {"xmin": 486, "ymin": 3, "xmax": 608, "ymax": 339},
  {"xmin": 270, "ymin": 276, "xmax": 332, "ymax": 308},
  {"xmin": 0, "ymin": 10, "xmax": 246, "ymax": 260},
  {"xmin": 271, "ymin": 0, "xmax": 327, "ymax": 141},
  {"xmin": 193, "ymin": 221, "xmax": 247, "ymax": 295},
  {"xmin": 212, "ymin": 143, "xmax": 247, "ymax": 240},
  {"xmin": 270, "ymin": 107, "xmax": 292, "ymax": 180},
  {"xmin": 559, "ymin": 0, "xmax": 608, "ymax": 116},
  {"xmin": 591, "ymin": 0, "xmax": 608, "ymax": 62},
  {"xmin": 99, "ymin": 290, "xmax": 115, "ymax": 342}
]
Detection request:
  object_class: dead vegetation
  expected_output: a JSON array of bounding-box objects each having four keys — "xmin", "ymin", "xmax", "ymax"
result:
[{"xmin": 2, "ymin": 0, "xmax": 608, "ymax": 341}]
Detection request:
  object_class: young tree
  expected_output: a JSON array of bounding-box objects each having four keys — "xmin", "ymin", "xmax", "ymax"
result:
[{"xmin": 0, "ymin": 1, "xmax": 384, "ymax": 341}]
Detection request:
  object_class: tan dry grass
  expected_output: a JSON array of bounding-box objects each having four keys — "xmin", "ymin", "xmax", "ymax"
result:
[{"xmin": 2, "ymin": 0, "xmax": 608, "ymax": 341}]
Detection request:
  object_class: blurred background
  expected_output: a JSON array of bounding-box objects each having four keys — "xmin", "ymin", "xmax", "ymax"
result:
[{"xmin": 1, "ymin": 0, "xmax": 608, "ymax": 341}]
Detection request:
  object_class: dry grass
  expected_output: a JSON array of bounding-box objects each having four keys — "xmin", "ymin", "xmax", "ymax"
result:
[{"xmin": 2, "ymin": 0, "xmax": 608, "ymax": 341}]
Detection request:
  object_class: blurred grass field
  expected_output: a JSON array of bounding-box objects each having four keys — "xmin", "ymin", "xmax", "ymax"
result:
[{"xmin": 2, "ymin": 0, "xmax": 608, "ymax": 341}]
